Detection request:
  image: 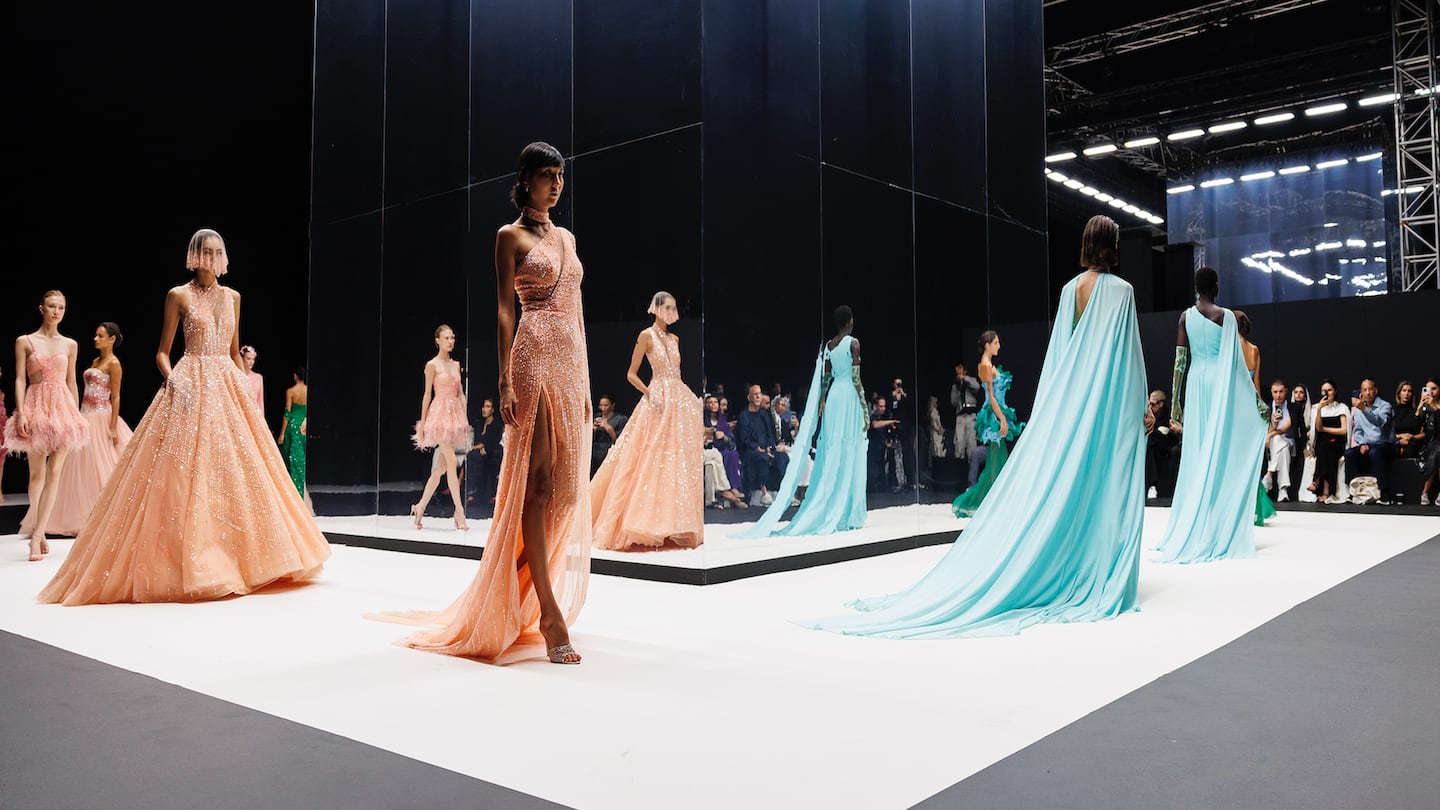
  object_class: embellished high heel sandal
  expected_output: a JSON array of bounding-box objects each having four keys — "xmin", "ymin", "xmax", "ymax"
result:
[
  {"xmin": 409, "ymin": 504, "xmax": 423, "ymax": 530},
  {"xmin": 547, "ymin": 644, "xmax": 581, "ymax": 665}
]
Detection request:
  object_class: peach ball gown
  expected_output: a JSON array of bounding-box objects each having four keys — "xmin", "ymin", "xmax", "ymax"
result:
[
  {"xmin": 373, "ymin": 225, "xmax": 592, "ymax": 663},
  {"xmin": 20, "ymin": 366, "xmax": 133, "ymax": 537},
  {"xmin": 2, "ymin": 336, "xmax": 90, "ymax": 458},
  {"xmin": 38, "ymin": 281, "xmax": 331, "ymax": 605},
  {"xmin": 590, "ymin": 325, "xmax": 704, "ymax": 549}
]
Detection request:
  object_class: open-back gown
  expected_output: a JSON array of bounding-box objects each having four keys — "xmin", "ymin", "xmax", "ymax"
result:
[
  {"xmin": 374, "ymin": 226, "xmax": 592, "ymax": 663},
  {"xmin": 38, "ymin": 281, "xmax": 331, "ymax": 604}
]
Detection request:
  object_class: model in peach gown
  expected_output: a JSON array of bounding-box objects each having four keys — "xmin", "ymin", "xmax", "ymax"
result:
[
  {"xmin": 591, "ymin": 301, "xmax": 704, "ymax": 549},
  {"xmin": 39, "ymin": 232, "xmax": 331, "ymax": 605},
  {"xmin": 21, "ymin": 366, "xmax": 132, "ymax": 537},
  {"xmin": 372, "ymin": 207, "xmax": 592, "ymax": 663}
]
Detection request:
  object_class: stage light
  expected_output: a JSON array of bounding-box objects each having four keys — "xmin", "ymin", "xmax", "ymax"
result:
[
  {"xmin": 1305, "ymin": 102, "xmax": 1347, "ymax": 116},
  {"xmin": 1047, "ymin": 171, "xmax": 1069, "ymax": 183},
  {"xmin": 1323, "ymin": 222, "xmax": 1339, "ymax": 227},
  {"xmin": 1359, "ymin": 93, "xmax": 1398, "ymax": 107},
  {"xmin": 1079, "ymin": 186, "xmax": 1099, "ymax": 196},
  {"xmin": 1064, "ymin": 179, "xmax": 1084, "ymax": 189},
  {"xmin": 1255, "ymin": 112, "xmax": 1295, "ymax": 125},
  {"xmin": 1315, "ymin": 241, "xmax": 1343, "ymax": 251},
  {"xmin": 1315, "ymin": 158, "xmax": 1349, "ymax": 169},
  {"xmin": 1375, "ymin": 256, "xmax": 1386, "ymax": 262},
  {"xmin": 1208, "ymin": 121, "xmax": 1247, "ymax": 134},
  {"xmin": 1082, "ymin": 143, "xmax": 1117, "ymax": 156},
  {"xmin": 1278, "ymin": 165, "xmax": 1311, "ymax": 175},
  {"xmin": 1045, "ymin": 151, "xmax": 1078, "ymax": 163},
  {"xmin": 1345, "ymin": 239, "xmax": 1367, "ymax": 248},
  {"xmin": 1094, "ymin": 192, "xmax": 1114, "ymax": 202},
  {"xmin": 1338, "ymin": 258, "xmax": 1349, "ymax": 265},
  {"xmin": 1123, "ymin": 136, "xmax": 1160, "ymax": 148},
  {"xmin": 1107, "ymin": 198, "xmax": 1127, "ymax": 209},
  {"xmin": 1240, "ymin": 170, "xmax": 1276, "ymax": 182},
  {"xmin": 1288, "ymin": 248, "xmax": 1311, "ymax": 256},
  {"xmin": 1199, "ymin": 177, "xmax": 1234, "ymax": 188},
  {"xmin": 1352, "ymin": 258, "xmax": 1367, "ymax": 265},
  {"xmin": 1167, "ymin": 129, "xmax": 1205, "ymax": 141},
  {"xmin": 1121, "ymin": 204, "xmax": 1140, "ymax": 214},
  {"xmin": 1373, "ymin": 240, "xmax": 1386, "ymax": 247},
  {"xmin": 1147, "ymin": 215, "xmax": 1165, "ymax": 224},
  {"xmin": 1355, "ymin": 152, "xmax": 1383, "ymax": 162},
  {"xmin": 1167, "ymin": 184, "xmax": 1195, "ymax": 194}
]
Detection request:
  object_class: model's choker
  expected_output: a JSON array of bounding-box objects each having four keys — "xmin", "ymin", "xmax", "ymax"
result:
[{"xmin": 522, "ymin": 206, "xmax": 551, "ymax": 224}]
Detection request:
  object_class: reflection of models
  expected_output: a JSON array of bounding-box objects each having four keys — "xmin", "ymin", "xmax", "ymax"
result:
[
  {"xmin": 1154, "ymin": 270, "xmax": 1266, "ymax": 564},
  {"xmin": 951, "ymin": 330, "xmax": 1024, "ymax": 518},
  {"xmin": 591, "ymin": 292, "xmax": 705, "ymax": 549},
  {"xmin": 1235, "ymin": 311, "xmax": 1276, "ymax": 526},
  {"xmin": 4, "ymin": 290, "xmax": 90, "ymax": 561},
  {"xmin": 22, "ymin": 322, "xmax": 132, "ymax": 538},
  {"xmin": 240, "ymin": 344, "xmax": 264, "ymax": 419},
  {"xmin": 375, "ymin": 142, "xmax": 590, "ymax": 665},
  {"xmin": 740, "ymin": 305, "xmax": 868, "ymax": 537},
  {"xmin": 409, "ymin": 325, "xmax": 470, "ymax": 530},
  {"xmin": 277, "ymin": 367, "xmax": 308, "ymax": 497},
  {"xmin": 39, "ymin": 229, "xmax": 331, "ymax": 604},
  {"xmin": 801, "ymin": 216, "xmax": 1146, "ymax": 637}
]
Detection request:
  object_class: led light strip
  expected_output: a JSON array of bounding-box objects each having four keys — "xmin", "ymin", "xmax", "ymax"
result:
[
  {"xmin": 1045, "ymin": 169, "xmax": 1163, "ymax": 225},
  {"xmin": 1166, "ymin": 147, "xmax": 1385, "ymax": 194}
]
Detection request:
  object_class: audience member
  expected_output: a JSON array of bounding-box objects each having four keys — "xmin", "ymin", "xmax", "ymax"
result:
[
  {"xmin": 703, "ymin": 394, "xmax": 745, "ymax": 504},
  {"xmin": 1393, "ymin": 380, "xmax": 1423, "ymax": 459},
  {"xmin": 1310, "ymin": 379, "xmax": 1349, "ymax": 503},
  {"xmin": 591, "ymin": 394, "xmax": 627, "ymax": 475},
  {"xmin": 867, "ymin": 396, "xmax": 905, "ymax": 492},
  {"xmin": 1345, "ymin": 377, "xmax": 1396, "ymax": 504},
  {"xmin": 926, "ymin": 396, "xmax": 946, "ymax": 460},
  {"xmin": 1418, "ymin": 377, "xmax": 1439, "ymax": 506},
  {"xmin": 737, "ymin": 384, "xmax": 784, "ymax": 505},
  {"xmin": 951, "ymin": 363, "xmax": 982, "ymax": 461},
  {"xmin": 466, "ymin": 398, "xmax": 503, "ymax": 514},
  {"xmin": 1285, "ymin": 384, "xmax": 1312, "ymax": 501},
  {"xmin": 1262, "ymin": 379, "xmax": 1294, "ymax": 501},
  {"xmin": 1144, "ymin": 389, "xmax": 1181, "ymax": 499}
]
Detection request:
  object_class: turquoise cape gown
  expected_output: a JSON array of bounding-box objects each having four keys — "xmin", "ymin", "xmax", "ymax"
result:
[
  {"xmin": 1154, "ymin": 308, "xmax": 1267, "ymax": 563},
  {"xmin": 951, "ymin": 366, "xmax": 1026, "ymax": 518},
  {"xmin": 800, "ymin": 272, "xmax": 1147, "ymax": 638},
  {"xmin": 737, "ymin": 335, "xmax": 867, "ymax": 537}
]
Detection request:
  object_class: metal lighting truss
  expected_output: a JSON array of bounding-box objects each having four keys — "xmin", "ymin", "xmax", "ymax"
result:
[
  {"xmin": 1046, "ymin": 0, "xmax": 1331, "ymax": 70},
  {"xmin": 1391, "ymin": 0, "xmax": 1438, "ymax": 291}
]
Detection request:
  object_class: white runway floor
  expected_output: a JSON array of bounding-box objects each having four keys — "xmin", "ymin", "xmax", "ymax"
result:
[{"xmin": 2, "ymin": 508, "xmax": 1435, "ymax": 809}]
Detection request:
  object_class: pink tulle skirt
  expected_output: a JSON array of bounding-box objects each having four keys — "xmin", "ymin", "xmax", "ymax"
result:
[
  {"xmin": 411, "ymin": 395, "xmax": 471, "ymax": 450},
  {"xmin": 21, "ymin": 409, "xmax": 133, "ymax": 537},
  {"xmin": 2, "ymin": 380, "xmax": 89, "ymax": 456}
]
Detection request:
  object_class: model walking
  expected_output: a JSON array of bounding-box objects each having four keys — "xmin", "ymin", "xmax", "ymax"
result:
[
  {"xmin": 277, "ymin": 366, "xmax": 308, "ymax": 497},
  {"xmin": 409, "ymin": 325, "xmax": 470, "ymax": 530},
  {"xmin": 950, "ymin": 330, "xmax": 1025, "ymax": 518}
]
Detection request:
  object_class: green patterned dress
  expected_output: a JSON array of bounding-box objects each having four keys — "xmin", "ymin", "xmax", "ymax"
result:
[{"xmin": 280, "ymin": 403, "xmax": 307, "ymax": 497}]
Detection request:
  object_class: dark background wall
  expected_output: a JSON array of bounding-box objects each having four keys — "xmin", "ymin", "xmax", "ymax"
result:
[{"xmin": 308, "ymin": 0, "xmax": 1049, "ymax": 506}]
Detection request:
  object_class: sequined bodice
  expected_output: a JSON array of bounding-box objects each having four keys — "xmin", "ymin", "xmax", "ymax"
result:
[
  {"xmin": 25, "ymin": 349, "xmax": 67, "ymax": 385},
  {"xmin": 183, "ymin": 281, "xmax": 235, "ymax": 357},
  {"xmin": 515, "ymin": 227, "xmax": 584, "ymax": 315},
  {"xmin": 81, "ymin": 367, "xmax": 113, "ymax": 413},
  {"xmin": 645, "ymin": 327, "xmax": 681, "ymax": 380}
]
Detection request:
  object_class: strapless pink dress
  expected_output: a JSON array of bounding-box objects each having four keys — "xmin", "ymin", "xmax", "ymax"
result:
[
  {"xmin": 22, "ymin": 367, "xmax": 133, "ymax": 537},
  {"xmin": 2, "ymin": 336, "xmax": 89, "ymax": 456},
  {"xmin": 411, "ymin": 369, "xmax": 471, "ymax": 449}
]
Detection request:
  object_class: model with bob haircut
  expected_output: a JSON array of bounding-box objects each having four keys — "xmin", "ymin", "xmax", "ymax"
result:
[
  {"xmin": 801, "ymin": 214, "xmax": 1149, "ymax": 638},
  {"xmin": 950, "ymin": 329, "xmax": 1025, "ymax": 518},
  {"xmin": 374, "ymin": 142, "xmax": 592, "ymax": 665}
]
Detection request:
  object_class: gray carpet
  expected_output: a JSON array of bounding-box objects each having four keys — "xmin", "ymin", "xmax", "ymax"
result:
[
  {"xmin": 916, "ymin": 535, "xmax": 1440, "ymax": 809},
  {"xmin": 0, "ymin": 631, "xmax": 570, "ymax": 810}
]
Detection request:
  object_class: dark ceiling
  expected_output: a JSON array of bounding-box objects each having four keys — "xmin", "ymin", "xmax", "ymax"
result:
[{"xmin": 1041, "ymin": 0, "xmax": 1395, "ymax": 230}]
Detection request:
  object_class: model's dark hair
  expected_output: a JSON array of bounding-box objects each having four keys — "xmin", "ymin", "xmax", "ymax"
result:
[
  {"xmin": 293, "ymin": 366, "xmax": 307, "ymax": 382},
  {"xmin": 833, "ymin": 305, "xmax": 853, "ymax": 330},
  {"xmin": 99, "ymin": 321, "xmax": 123, "ymax": 347},
  {"xmin": 978, "ymin": 330, "xmax": 998, "ymax": 357},
  {"xmin": 599, "ymin": 393, "xmax": 615, "ymax": 403},
  {"xmin": 1195, "ymin": 266, "xmax": 1220, "ymax": 298},
  {"xmin": 1079, "ymin": 215, "xmax": 1119, "ymax": 269},
  {"xmin": 1233, "ymin": 308, "xmax": 1250, "ymax": 336},
  {"xmin": 510, "ymin": 141, "xmax": 564, "ymax": 209}
]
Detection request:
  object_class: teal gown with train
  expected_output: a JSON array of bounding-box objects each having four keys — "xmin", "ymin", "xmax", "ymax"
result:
[
  {"xmin": 951, "ymin": 366, "xmax": 1025, "ymax": 518},
  {"xmin": 737, "ymin": 335, "xmax": 867, "ymax": 537},
  {"xmin": 800, "ymin": 272, "xmax": 1147, "ymax": 638},
  {"xmin": 1154, "ymin": 308, "xmax": 1266, "ymax": 564}
]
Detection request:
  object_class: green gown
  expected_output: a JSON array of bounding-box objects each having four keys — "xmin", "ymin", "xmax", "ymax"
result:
[{"xmin": 280, "ymin": 403, "xmax": 307, "ymax": 497}]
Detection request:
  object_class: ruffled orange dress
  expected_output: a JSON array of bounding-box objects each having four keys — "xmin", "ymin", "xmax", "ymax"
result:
[{"xmin": 38, "ymin": 281, "xmax": 331, "ymax": 605}]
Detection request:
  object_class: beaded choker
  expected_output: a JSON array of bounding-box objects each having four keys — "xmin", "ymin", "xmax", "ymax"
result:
[{"xmin": 522, "ymin": 206, "xmax": 550, "ymax": 224}]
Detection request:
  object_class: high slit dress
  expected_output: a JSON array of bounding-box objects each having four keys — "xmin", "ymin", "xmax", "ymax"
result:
[{"xmin": 372, "ymin": 226, "xmax": 592, "ymax": 663}]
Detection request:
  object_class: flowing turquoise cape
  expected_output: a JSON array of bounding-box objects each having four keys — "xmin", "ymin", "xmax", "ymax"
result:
[
  {"xmin": 1154, "ymin": 308, "xmax": 1267, "ymax": 563},
  {"xmin": 800, "ymin": 273, "xmax": 1147, "ymax": 638}
]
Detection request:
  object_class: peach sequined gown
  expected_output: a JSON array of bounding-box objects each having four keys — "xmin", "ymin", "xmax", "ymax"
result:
[
  {"xmin": 590, "ymin": 326, "xmax": 704, "ymax": 549},
  {"xmin": 376, "ymin": 226, "xmax": 592, "ymax": 662},
  {"xmin": 38, "ymin": 281, "xmax": 331, "ymax": 605}
]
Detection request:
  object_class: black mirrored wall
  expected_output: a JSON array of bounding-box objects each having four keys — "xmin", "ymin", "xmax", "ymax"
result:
[{"xmin": 308, "ymin": 0, "xmax": 1046, "ymax": 545}]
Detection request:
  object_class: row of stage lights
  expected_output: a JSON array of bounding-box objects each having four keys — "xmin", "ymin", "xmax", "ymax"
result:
[
  {"xmin": 1166, "ymin": 150, "xmax": 1400, "ymax": 195},
  {"xmin": 1043, "ymin": 167, "xmax": 1165, "ymax": 226},
  {"xmin": 1045, "ymin": 87, "xmax": 1436, "ymax": 165}
]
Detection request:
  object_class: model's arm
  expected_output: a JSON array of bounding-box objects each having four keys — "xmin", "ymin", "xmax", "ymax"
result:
[
  {"xmin": 626, "ymin": 330, "xmax": 652, "ymax": 398},
  {"xmin": 229, "ymin": 290, "xmax": 245, "ymax": 372},
  {"xmin": 156, "ymin": 287, "xmax": 182, "ymax": 381},
  {"xmin": 495, "ymin": 226, "xmax": 520, "ymax": 425},
  {"xmin": 1250, "ymin": 348, "xmax": 1261, "ymax": 396},
  {"xmin": 12, "ymin": 338, "xmax": 28, "ymax": 433},
  {"xmin": 65, "ymin": 339, "xmax": 80, "ymax": 403},
  {"xmin": 108, "ymin": 359, "xmax": 123, "ymax": 443},
  {"xmin": 1171, "ymin": 312, "xmax": 1190, "ymax": 426},
  {"xmin": 418, "ymin": 362, "xmax": 436, "ymax": 424},
  {"xmin": 850, "ymin": 337, "xmax": 869, "ymax": 431}
]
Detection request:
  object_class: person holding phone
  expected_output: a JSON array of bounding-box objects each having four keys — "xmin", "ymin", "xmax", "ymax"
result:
[
  {"xmin": 1309, "ymin": 379, "xmax": 1349, "ymax": 504},
  {"xmin": 1344, "ymin": 378, "xmax": 1396, "ymax": 504}
]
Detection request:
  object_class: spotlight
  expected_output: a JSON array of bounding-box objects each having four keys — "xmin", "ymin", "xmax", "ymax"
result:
[
  {"xmin": 1047, "ymin": 171, "xmax": 1069, "ymax": 182},
  {"xmin": 1305, "ymin": 102, "xmax": 1348, "ymax": 116},
  {"xmin": 1167, "ymin": 185, "xmax": 1195, "ymax": 194},
  {"xmin": 1147, "ymin": 215, "xmax": 1165, "ymax": 225},
  {"xmin": 1315, "ymin": 159, "xmax": 1349, "ymax": 169},
  {"xmin": 1107, "ymin": 198, "xmax": 1127, "ymax": 209},
  {"xmin": 1240, "ymin": 171, "xmax": 1276, "ymax": 182},
  {"xmin": 1255, "ymin": 112, "xmax": 1295, "ymax": 125},
  {"xmin": 1345, "ymin": 239, "xmax": 1367, "ymax": 248},
  {"xmin": 1315, "ymin": 241, "xmax": 1343, "ymax": 251},
  {"xmin": 1358, "ymin": 93, "xmax": 1398, "ymax": 106},
  {"xmin": 1045, "ymin": 151, "xmax": 1078, "ymax": 163},
  {"xmin": 1208, "ymin": 121, "xmax": 1247, "ymax": 134},
  {"xmin": 1373, "ymin": 240, "xmax": 1386, "ymax": 247},
  {"xmin": 1288, "ymin": 248, "xmax": 1312, "ymax": 256},
  {"xmin": 1063, "ymin": 179, "xmax": 1084, "ymax": 189},
  {"xmin": 1123, "ymin": 136, "xmax": 1160, "ymax": 148},
  {"xmin": 1079, "ymin": 186, "xmax": 1099, "ymax": 196},
  {"xmin": 1278, "ymin": 165, "xmax": 1311, "ymax": 175},
  {"xmin": 1323, "ymin": 222, "xmax": 1339, "ymax": 227},
  {"xmin": 1167, "ymin": 129, "xmax": 1205, "ymax": 141},
  {"xmin": 1121, "ymin": 204, "xmax": 1140, "ymax": 214},
  {"xmin": 1355, "ymin": 152, "xmax": 1383, "ymax": 162},
  {"xmin": 1082, "ymin": 143, "xmax": 1118, "ymax": 156},
  {"xmin": 1094, "ymin": 192, "xmax": 1114, "ymax": 202},
  {"xmin": 1199, "ymin": 177, "xmax": 1234, "ymax": 188}
]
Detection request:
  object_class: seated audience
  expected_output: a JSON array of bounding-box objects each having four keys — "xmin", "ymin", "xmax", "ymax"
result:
[
  {"xmin": 1310, "ymin": 379, "xmax": 1349, "ymax": 503},
  {"xmin": 591, "ymin": 393, "xmax": 627, "ymax": 475},
  {"xmin": 1262, "ymin": 379, "xmax": 1294, "ymax": 501},
  {"xmin": 1285, "ymin": 384, "xmax": 1312, "ymax": 501},
  {"xmin": 1345, "ymin": 377, "xmax": 1396, "ymax": 504},
  {"xmin": 737, "ymin": 384, "xmax": 784, "ymax": 505},
  {"xmin": 1417, "ymin": 377, "xmax": 1439, "ymax": 506},
  {"xmin": 1144, "ymin": 389, "xmax": 1181, "ymax": 499},
  {"xmin": 1393, "ymin": 380, "xmax": 1423, "ymax": 459}
]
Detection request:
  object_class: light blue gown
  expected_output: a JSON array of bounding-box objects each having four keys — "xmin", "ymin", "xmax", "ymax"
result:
[
  {"xmin": 737, "ymin": 335, "xmax": 867, "ymax": 537},
  {"xmin": 1154, "ymin": 308, "xmax": 1266, "ymax": 563},
  {"xmin": 800, "ymin": 273, "xmax": 1147, "ymax": 638}
]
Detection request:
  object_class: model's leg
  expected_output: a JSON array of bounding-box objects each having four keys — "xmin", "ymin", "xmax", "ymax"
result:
[
  {"xmin": 519, "ymin": 395, "xmax": 578, "ymax": 662},
  {"xmin": 412, "ymin": 451, "xmax": 448, "ymax": 527},
  {"xmin": 29, "ymin": 449, "xmax": 69, "ymax": 557},
  {"xmin": 438, "ymin": 444, "xmax": 467, "ymax": 527}
]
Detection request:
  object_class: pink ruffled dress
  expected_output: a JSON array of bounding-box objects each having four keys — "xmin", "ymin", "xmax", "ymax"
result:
[
  {"xmin": 2, "ymin": 335, "xmax": 89, "ymax": 456},
  {"xmin": 21, "ymin": 367, "xmax": 133, "ymax": 536},
  {"xmin": 411, "ymin": 367, "xmax": 471, "ymax": 450}
]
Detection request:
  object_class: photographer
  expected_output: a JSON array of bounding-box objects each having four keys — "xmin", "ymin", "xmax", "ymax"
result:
[{"xmin": 890, "ymin": 377, "xmax": 918, "ymax": 489}]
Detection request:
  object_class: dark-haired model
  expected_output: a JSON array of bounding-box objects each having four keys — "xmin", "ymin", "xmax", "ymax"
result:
[
  {"xmin": 21, "ymin": 322, "xmax": 132, "ymax": 538},
  {"xmin": 802, "ymin": 215, "xmax": 1147, "ymax": 637},
  {"xmin": 375, "ymin": 142, "xmax": 591, "ymax": 665}
]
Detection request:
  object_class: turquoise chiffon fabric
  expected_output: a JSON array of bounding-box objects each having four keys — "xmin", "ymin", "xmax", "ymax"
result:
[
  {"xmin": 1154, "ymin": 308, "xmax": 1266, "ymax": 563},
  {"xmin": 800, "ymin": 273, "xmax": 1147, "ymax": 638},
  {"xmin": 738, "ymin": 335, "xmax": 867, "ymax": 537}
]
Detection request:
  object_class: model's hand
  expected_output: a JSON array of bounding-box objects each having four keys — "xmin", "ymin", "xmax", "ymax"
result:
[
  {"xmin": 300, "ymin": 419, "xmax": 307, "ymax": 436},
  {"xmin": 111, "ymin": 426, "xmax": 121, "ymax": 448},
  {"xmin": 14, "ymin": 413, "xmax": 28, "ymax": 437},
  {"xmin": 1144, "ymin": 412, "xmax": 1155, "ymax": 432},
  {"xmin": 1170, "ymin": 419, "xmax": 1183, "ymax": 433},
  {"xmin": 499, "ymin": 383, "xmax": 518, "ymax": 426},
  {"xmin": 999, "ymin": 417, "xmax": 1009, "ymax": 439}
]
